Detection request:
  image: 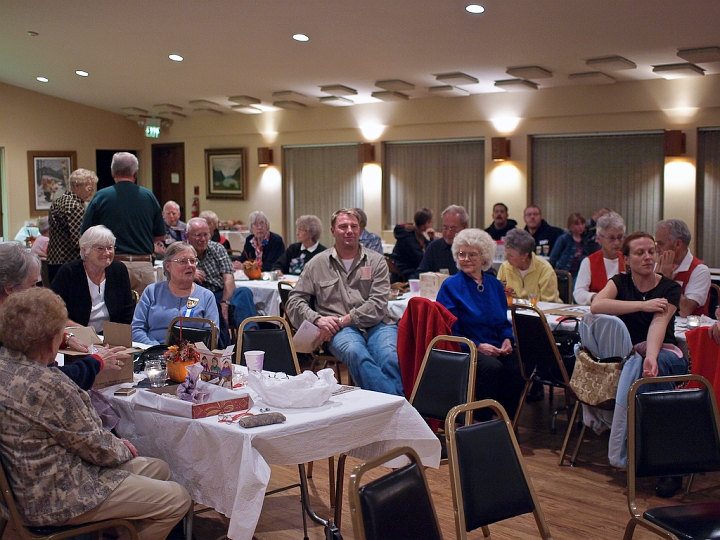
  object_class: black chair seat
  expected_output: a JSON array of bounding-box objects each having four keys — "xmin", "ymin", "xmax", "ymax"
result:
[{"xmin": 645, "ymin": 502, "xmax": 720, "ymax": 539}]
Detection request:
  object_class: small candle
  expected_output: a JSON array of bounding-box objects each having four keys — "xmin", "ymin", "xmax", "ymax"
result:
[{"xmin": 687, "ymin": 315, "xmax": 700, "ymax": 328}]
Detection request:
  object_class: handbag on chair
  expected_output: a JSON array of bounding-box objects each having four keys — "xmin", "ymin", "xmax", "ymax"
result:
[{"xmin": 568, "ymin": 347, "xmax": 624, "ymax": 409}]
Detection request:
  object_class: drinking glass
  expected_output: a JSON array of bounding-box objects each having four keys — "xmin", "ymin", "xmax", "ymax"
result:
[{"xmin": 145, "ymin": 359, "xmax": 166, "ymax": 387}]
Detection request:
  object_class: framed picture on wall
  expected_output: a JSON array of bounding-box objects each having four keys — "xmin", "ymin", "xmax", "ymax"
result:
[
  {"xmin": 205, "ymin": 148, "xmax": 247, "ymax": 200},
  {"xmin": 27, "ymin": 150, "xmax": 77, "ymax": 214}
]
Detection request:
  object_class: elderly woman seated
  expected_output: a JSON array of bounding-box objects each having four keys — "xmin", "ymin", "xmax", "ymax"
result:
[
  {"xmin": 0, "ymin": 287, "xmax": 191, "ymax": 538},
  {"xmin": 51, "ymin": 225, "xmax": 133, "ymax": 333},
  {"xmin": 272, "ymin": 214, "xmax": 327, "ymax": 275},
  {"xmin": 573, "ymin": 211, "xmax": 626, "ymax": 305},
  {"xmin": 436, "ymin": 229, "xmax": 525, "ymax": 419},
  {"xmin": 132, "ymin": 241, "xmax": 219, "ymax": 345},
  {"xmin": 0, "ymin": 242, "xmax": 126, "ymax": 390},
  {"xmin": 200, "ymin": 210, "xmax": 231, "ymax": 251},
  {"xmin": 238, "ymin": 210, "xmax": 285, "ymax": 271},
  {"xmin": 498, "ymin": 228, "xmax": 560, "ymax": 302}
]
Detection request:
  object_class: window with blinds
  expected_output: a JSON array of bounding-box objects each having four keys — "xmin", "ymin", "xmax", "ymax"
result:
[
  {"xmin": 382, "ymin": 139, "xmax": 485, "ymax": 230},
  {"xmin": 697, "ymin": 129, "xmax": 720, "ymax": 268},
  {"xmin": 283, "ymin": 144, "xmax": 363, "ymax": 248},
  {"xmin": 530, "ymin": 132, "xmax": 665, "ymax": 234}
]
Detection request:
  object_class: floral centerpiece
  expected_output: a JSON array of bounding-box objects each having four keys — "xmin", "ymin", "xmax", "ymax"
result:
[
  {"xmin": 243, "ymin": 260, "xmax": 262, "ymax": 280},
  {"xmin": 164, "ymin": 340, "xmax": 202, "ymax": 383}
]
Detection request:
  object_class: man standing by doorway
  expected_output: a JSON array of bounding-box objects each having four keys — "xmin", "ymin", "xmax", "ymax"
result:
[{"xmin": 81, "ymin": 152, "xmax": 165, "ymax": 294}]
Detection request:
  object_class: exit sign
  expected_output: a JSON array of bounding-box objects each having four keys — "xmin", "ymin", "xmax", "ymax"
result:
[{"xmin": 145, "ymin": 126, "xmax": 161, "ymax": 138}]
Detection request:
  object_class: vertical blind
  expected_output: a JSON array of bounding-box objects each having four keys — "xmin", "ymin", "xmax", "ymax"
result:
[
  {"xmin": 531, "ymin": 132, "xmax": 665, "ymax": 234},
  {"xmin": 697, "ymin": 129, "xmax": 720, "ymax": 268},
  {"xmin": 382, "ymin": 139, "xmax": 485, "ymax": 230},
  {"xmin": 283, "ymin": 145, "xmax": 363, "ymax": 248}
]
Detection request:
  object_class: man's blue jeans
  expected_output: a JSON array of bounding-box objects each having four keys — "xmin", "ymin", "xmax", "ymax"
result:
[{"xmin": 328, "ymin": 323, "xmax": 404, "ymax": 396}]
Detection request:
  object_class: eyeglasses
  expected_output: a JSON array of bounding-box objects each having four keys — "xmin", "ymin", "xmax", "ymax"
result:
[
  {"xmin": 457, "ymin": 251, "xmax": 480, "ymax": 260},
  {"xmin": 170, "ymin": 258, "xmax": 198, "ymax": 265},
  {"xmin": 600, "ymin": 234, "xmax": 624, "ymax": 242},
  {"xmin": 442, "ymin": 226, "xmax": 460, "ymax": 233},
  {"xmin": 188, "ymin": 232, "xmax": 210, "ymax": 239},
  {"xmin": 91, "ymin": 245, "xmax": 115, "ymax": 252}
]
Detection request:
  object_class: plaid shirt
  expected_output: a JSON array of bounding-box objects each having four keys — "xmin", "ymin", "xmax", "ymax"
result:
[
  {"xmin": 196, "ymin": 241, "xmax": 233, "ymax": 293},
  {"xmin": 47, "ymin": 192, "xmax": 85, "ymax": 265}
]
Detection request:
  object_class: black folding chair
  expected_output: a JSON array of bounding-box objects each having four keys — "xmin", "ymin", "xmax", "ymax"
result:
[
  {"xmin": 165, "ymin": 316, "xmax": 218, "ymax": 350},
  {"xmin": 624, "ymin": 374, "xmax": 720, "ymax": 540},
  {"xmin": 511, "ymin": 304, "xmax": 573, "ymax": 434},
  {"xmin": 348, "ymin": 446, "xmax": 443, "ymax": 540},
  {"xmin": 555, "ymin": 269, "xmax": 573, "ymax": 304},
  {"xmin": 445, "ymin": 400, "xmax": 553, "ymax": 539}
]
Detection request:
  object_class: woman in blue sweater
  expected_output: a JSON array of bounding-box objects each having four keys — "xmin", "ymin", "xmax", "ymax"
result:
[{"xmin": 436, "ymin": 229, "xmax": 524, "ymax": 418}]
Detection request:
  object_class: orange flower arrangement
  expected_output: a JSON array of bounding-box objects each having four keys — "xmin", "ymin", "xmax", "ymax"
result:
[
  {"xmin": 164, "ymin": 340, "xmax": 201, "ymax": 382},
  {"xmin": 243, "ymin": 260, "xmax": 262, "ymax": 280}
]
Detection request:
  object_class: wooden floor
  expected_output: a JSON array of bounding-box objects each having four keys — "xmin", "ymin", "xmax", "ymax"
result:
[{"xmin": 189, "ymin": 388, "xmax": 720, "ymax": 540}]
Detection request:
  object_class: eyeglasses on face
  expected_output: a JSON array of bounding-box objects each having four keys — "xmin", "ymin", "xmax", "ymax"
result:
[
  {"xmin": 91, "ymin": 245, "xmax": 115, "ymax": 252},
  {"xmin": 442, "ymin": 226, "xmax": 460, "ymax": 233},
  {"xmin": 457, "ymin": 251, "xmax": 480, "ymax": 260},
  {"xmin": 188, "ymin": 232, "xmax": 210, "ymax": 238},
  {"xmin": 600, "ymin": 234, "xmax": 624, "ymax": 242},
  {"xmin": 170, "ymin": 258, "xmax": 198, "ymax": 265}
]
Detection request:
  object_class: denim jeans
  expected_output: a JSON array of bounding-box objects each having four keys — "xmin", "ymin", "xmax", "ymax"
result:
[{"xmin": 328, "ymin": 323, "xmax": 404, "ymax": 396}]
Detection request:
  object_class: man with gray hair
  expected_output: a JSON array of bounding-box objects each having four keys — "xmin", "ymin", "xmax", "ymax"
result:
[
  {"xmin": 154, "ymin": 200, "xmax": 186, "ymax": 258},
  {"xmin": 81, "ymin": 152, "xmax": 165, "ymax": 293},
  {"xmin": 655, "ymin": 218, "xmax": 711, "ymax": 317},
  {"xmin": 186, "ymin": 217, "xmax": 235, "ymax": 347},
  {"xmin": 414, "ymin": 204, "xmax": 469, "ymax": 277}
]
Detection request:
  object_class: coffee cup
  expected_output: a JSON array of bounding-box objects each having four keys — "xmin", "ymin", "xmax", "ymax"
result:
[
  {"xmin": 409, "ymin": 279, "xmax": 420, "ymax": 293},
  {"xmin": 244, "ymin": 350, "xmax": 265, "ymax": 372}
]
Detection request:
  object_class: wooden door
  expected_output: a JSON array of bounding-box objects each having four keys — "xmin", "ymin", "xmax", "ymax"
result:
[{"xmin": 152, "ymin": 143, "xmax": 186, "ymax": 220}]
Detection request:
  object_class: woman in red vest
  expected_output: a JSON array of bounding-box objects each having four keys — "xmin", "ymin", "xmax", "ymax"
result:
[{"xmin": 574, "ymin": 212, "xmax": 626, "ymax": 304}]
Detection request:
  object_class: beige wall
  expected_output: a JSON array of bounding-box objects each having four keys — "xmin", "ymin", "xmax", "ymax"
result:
[
  {"xmin": 0, "ymin": 81, "xmax": 144, "ymax": 239},
  {"xmin": 144, "ymin": 74, "xmax": 720, "ymax": 249}
]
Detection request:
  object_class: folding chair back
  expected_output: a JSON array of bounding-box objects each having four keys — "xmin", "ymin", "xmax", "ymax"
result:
[
  {"xmin": 277, "ymin": 280, "xmax": 295, "ymax": 321},
  {"xmin": 624, "ymin": 374, "xmax": 720, "ymax": 540},
  {"xmin": 165, "ymin": 316, "xmax": 218, "ymax": 350},
  {"xmin": 409, "ymin": 335, "xmax": 476, "ymax": 424},
  {"xmin": 446, "ymin": 400, "xmax": 552, "ymax": 540},
  {"xmin": 555, "ymin": 270, "xmax": 573, "ymax": 304},
  {"xmin": 237, "ymin": 315, "xmax": 301, "ymax": 375},
  {"xmin": 349, "ymin": 446, "xmax": 443, "ymax": 540}
]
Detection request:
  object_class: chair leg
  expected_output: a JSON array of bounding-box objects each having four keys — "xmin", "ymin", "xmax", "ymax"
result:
[
  {"xmin": 622, "ymin": 518, "xmax": 639, "ymax": 540},
  {"xmin": 481, "ymin": 525, "xmax": 491, "ymax": 537},
  {"xmin": 559, "ymin": 401, "xmax": 581, "ymax": 466},
  {"xmin": 512, "ymin": 380, "xmax": 533, "ymax": 430},
  {"xmin": 570, "ymin": 424, "xmax": 587, "ymax": 466},
  {"xmin": 328, "ymin": 456, "xmax": 336, "ymax": 508},
  {"xmin": 307, "ymin": 461, "xmax": 314, "ymax": 478},
  {"xmin": 334, "ymin": 454, "xmax": 347, "ymax": 529},
  {"xmin": 184, "ymin": 504, "xmax": 194, "ymax": 540},
  {"xmin": 685, "ymin": 473, "xmax": 695, "ymax": 495}
]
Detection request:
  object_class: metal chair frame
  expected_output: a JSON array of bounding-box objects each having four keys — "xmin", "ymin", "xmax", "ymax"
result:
[
  {"xmin": 445, "ymin": 399, "xmax": 553, "ymax": 540},
  {"xmin": 165, "ymin": 316, "xmax": 218, "ymax": 350},
  {"xmin": 624, "ymin": 374, "xmax": 720, "ymax": 540},
  {"xmin": 348, "ymin": 446, "xmax": 443, "ymax": 540}
]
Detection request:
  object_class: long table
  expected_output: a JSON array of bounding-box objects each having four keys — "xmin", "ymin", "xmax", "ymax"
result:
[
  {"xmin": 234, "ymin": 275, "xmax": 298, "ymax": 317},
  {"xmin": 103, "ymin": 382, "xmax": 440, "ymax": 540}
]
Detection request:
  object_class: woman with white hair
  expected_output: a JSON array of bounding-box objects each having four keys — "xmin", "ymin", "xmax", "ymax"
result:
[
  {"xmin": 199, "ymin": 210, "xmax": 230, "ymax": 250},
  {"xmin": 47, "ymin": 168, "xmax": 99, "ymax": 283},
  {"xmin": 238, "ymin": 210, "xmax": 285, "ymax": 271},
  {"xmin": 436, "ymin": 229, "xmax": 524, "ymax": 418},
  {"xmin": 272, "ymin": 215, "xmax": 327, "ymax": 275},
  {"xmin": 51, "ymin": 225, "xmax": 133, "ymax": 332}
]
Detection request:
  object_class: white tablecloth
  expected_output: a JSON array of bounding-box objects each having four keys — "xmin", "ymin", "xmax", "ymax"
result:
[
  {"xmin": 104, "ymin": 384, "xmax": 440, "ymax": 540},
  {"xmin": 234, "ymin": 275, "xmax": 298, "ymax": 317}
]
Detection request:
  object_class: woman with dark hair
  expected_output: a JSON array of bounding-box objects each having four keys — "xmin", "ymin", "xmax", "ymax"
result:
[
  {"xmin": 391, "ymin": 207, "xmax": 435, "ymax": 281},
  {"xmin": 549, "ymin": 212, "xmax": 597, "ymax": 279}
]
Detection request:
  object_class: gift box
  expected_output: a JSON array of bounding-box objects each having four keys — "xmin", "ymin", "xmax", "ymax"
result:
[
  {"xmin": 135, "ymin": 381, "xmax": 252, "ymax": 419},
  {"xmin": 194, "ymin": 343, "xmax": 235, "ymax": 387},
  {"xmin": 419, "ymin": 272, "xmax": 451, "ymax": 301}
]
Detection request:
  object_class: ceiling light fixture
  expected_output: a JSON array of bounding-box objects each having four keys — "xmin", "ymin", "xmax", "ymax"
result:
[
  {"xmin": 371, "ymin": 91, "xmax": 409, "ymax": 102},
  {"xmin": 27, "ymin": 31, "xmax": 39, "ymax": 37},
  {"xmin": 163, "ymin": 111, "xmax": 187, "ymax": 119},
  {"xmin": 293, "ymin": 34, "xmax": 309, "ymax": 42},
  {"xmin": 273, "ymin": 100, "xmax": 307, "ymax": 110},
  {"xmin": 192, "ymin": 108, "xmax": 224, "ymax": 115},
  {"xmin": 152, "ymin": 103, "xmax": 183, "ymax": 111},
  {"xmin": 375, "ymin": 79, "xmax": 415, "ymax": 91},
  {"xmin": 494, "ymin": 79, "xmax": 538, "ymax": 91},
  {"xmin": 506, "ymin": 66, "xmax": 552, "ymax": 79},
  {"xmin": 652, "ymin": 62, "xmax": 705, "ymax": 79},
  {"xmin": 229, "ymin": 95, "xmax": 261, "ymax": 106},
  {"xmin": 121, "ymin": 107, "xmax": 148, "ymax": 115},
  {"xmin": 231, "ymin": 105, "xmax": 263, "ymax": 114},
  {"xmin": 319, "ymin": 84, "xmax": 357, "ymax": 96},
  {"xmin": 677, "ymin": 46, "xmax": 720, "ymax": 64},
  {"xmin": 168, "ymin": 54, "xmax": 184, "ymax": 62},
  {"xmin": 189, "ymin": 99, "xmax": 222, "ymax": 107},
  {"xmin": 319, "ymin": 96, "xmax": 354, "ymax": 106},
  {"xmin": 568, "ymin": 71, "xmax": 616, "ymax": 84},
  {"xmin": 272, "ymin": 91, "xmax": 311, "ymax": 104},
  {"xmin": 435, "ymin": 72, "xmax": 479, "ymax": 85},
  {"xmin": 428, "ymin": 85, "xmax": 470, "ymax": 97},
  {"xmin": 465, "ymin": 4, "xmax": 485, "ymax": 14},
  {"xmin": 75, "ymin": 70, "xmax": 89, "ymax": 77},
  {"xmin": 585, "ymin": 55, "xmax": 636, "ymax": 71},
  {"xmin": 36, "ymin": 76, "xmax": 49, "ymax": 83}
]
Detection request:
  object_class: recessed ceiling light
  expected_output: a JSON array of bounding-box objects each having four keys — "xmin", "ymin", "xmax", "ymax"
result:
[
  {"xmin": 428, "ymin": 85, "xmax": 470, "ymax": 97},
  {"xmin": 585, "ymin": 55, "xmax": 636, "ymax": 71},
  {"xmin": 494, "ymin": 79, "xmax": 538, "ymax": 91},
  {"xmin": 319, "ymin": 96, "xmax": 355, "ymax": 107},
  {"xmin": 465, "ymin": 4, "xmax": 485, "ymax": 14},
  {"xmin": 168, "ymin": 54, "xmax": 184, "ymax": 62},
  {"xmin": 293, "ymin": 34, "xmax": 309, "ymax": 42},
  {"xmin": 152, "ymin": 103, "xmax": 183, "ymax": 111},
  {"xmin": 229, "ymin": 95, "xmax": 261, "ymax": 106},
  {"xmin": 568, "ymin": 72, "xmax": 616, "ymax": 85},
  {"xmin": 652, "ymin": 62, "xmax": 705, "ymax": 79},
  {"xmin": 319, "ymin": 84, "xmax": 358, "ymax": 96},
  {"xmin": 75, "ymin": 70, "xmax": 89, "ymax": 77},
  {"xmin": 371, "ymin": 91, "xmax": 409, "ymax": 102},
  {"xmin": 231, "ymin": 105, "xmax": 263, "ymax": 115},
  {"xmin": 36, "ymin": 76, "xmax": 49, "ymax": 83},
  {"xmin": 27, "ymin": 31, "xmax": 39, "ymax": 37},
  {"xmin": 375, "ymin": 79, "xmax": 415, "ymax": 91},
  {"xmin": 506, "ymin": 66, "xmax": 552, "ymax": 79},
  {"xmin": 273, "ymin": 100, "xmax": 307, "ymax": 110},
  {"xmin": 435, "ymin": 72, "xmax": 479, "ymax": 85},
  {"xmin": 677, "ymin": 46, "xmax": 720, "ymax": 64}
]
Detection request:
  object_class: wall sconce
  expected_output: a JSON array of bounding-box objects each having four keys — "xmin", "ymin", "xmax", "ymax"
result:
[
  {"xmin": 663, "ymin": 130, "xmax": 686, "ymax": 157},
  {"xmin": 258, "ymin": 147, "xmax": 274, "ymax": 167},
  {"xmin": 492, "ymin": 137, "xmax": 511, "ymax": 161},
  {"xmin": 359, "ymin": 142, "xmax": 376, "ymax": 164}
]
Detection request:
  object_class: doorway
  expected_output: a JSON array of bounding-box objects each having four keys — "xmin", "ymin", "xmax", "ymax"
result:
[
  {"xmin": 95, "ymin": 149, "xmax": 138, "ymax": 191},
  {"xmin": 151, "ymin": 143, "xmax": 186, "ymax": 220}
]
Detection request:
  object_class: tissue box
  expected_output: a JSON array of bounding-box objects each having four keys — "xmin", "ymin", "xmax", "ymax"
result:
[
  {"xmin": 135, "ymin": 382, "xmax": 252, "ymax": 419},
  {"xmin": 419, "ymin": 272, "xmax": 451, "ymax": 300}
]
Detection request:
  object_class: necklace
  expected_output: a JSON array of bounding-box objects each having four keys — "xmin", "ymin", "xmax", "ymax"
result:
[
  {"xmin": 477, "ymin": 283, "xmax": 484, "ymax": 293},
  {"xmin": 631, "ymin": 274, "xmax": 654, "ymax": 301}
]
